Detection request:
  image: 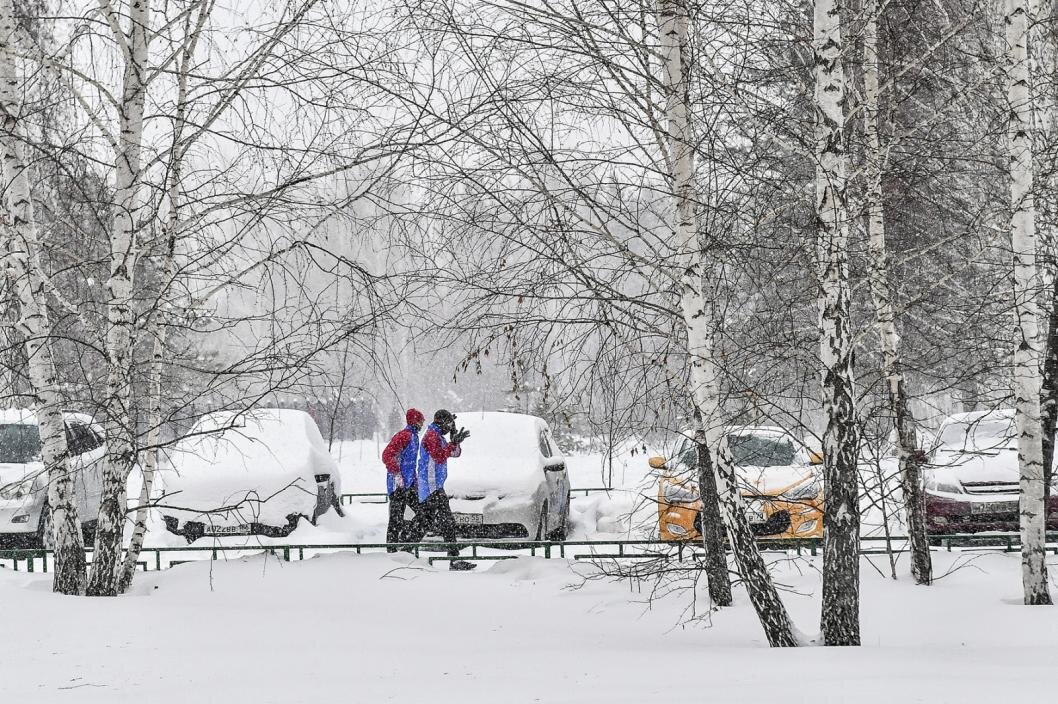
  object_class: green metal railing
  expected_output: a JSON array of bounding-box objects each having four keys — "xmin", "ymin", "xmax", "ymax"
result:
[{"xmin": 0, "ymin": 532, "xmax": 1051, "ymax": 574}]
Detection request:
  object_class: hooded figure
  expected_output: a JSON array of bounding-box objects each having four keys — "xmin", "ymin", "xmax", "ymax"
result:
[
  {"xmin": 381, "ymin": 408, "xmax": 425, "ymax": 550},
  {"xmin": 406, "ymin": 409, "xmax": 476, "ymax": 570},
  {"xmin": 383, "ymin": 408, "xmax": 425, "ymax": 494}
]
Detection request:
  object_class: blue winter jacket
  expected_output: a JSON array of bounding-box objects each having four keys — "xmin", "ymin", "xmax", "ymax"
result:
[
  {"xmin": 416, "ymin": 423, "xmax": 462, "ymax": 501},
  {"xmin": 383, "ymin": 424, "xmax": 420, "ymax": 495}
]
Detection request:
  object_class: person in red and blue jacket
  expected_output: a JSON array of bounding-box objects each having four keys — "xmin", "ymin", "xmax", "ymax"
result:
[
  {"xmin": 406, "ymin": 409, "xmax": 474, "ymax": 569},
  {"xmin": 381, "ymin": 408, "xmax": 425, "ymax": 551}
]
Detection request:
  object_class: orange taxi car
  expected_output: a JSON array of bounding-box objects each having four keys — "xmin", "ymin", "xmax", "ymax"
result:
[{"xmin": 653, "ymin": 426, "xmax": 824, "ymax": 541}]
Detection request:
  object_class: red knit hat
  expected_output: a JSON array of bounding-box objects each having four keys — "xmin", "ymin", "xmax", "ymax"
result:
[{"xmin": 406, "ymin": 408, "xmax": 425, "ymax": 426}]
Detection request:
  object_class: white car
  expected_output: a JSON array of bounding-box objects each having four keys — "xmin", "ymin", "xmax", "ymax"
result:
[
  {"xmin": 442, "ymin": 411, "xmax": 571, "ymax": 540},
  {"xmin": 0, "ymin": 409, "xmax": 107, "ymax": 547},
  {"xmin": 923, "ymin": 409, "xmax": 1057, "ymax": 534},
  {"xmin": 162, "ymin": 408, "xmax": 343, "ymax": 542}
]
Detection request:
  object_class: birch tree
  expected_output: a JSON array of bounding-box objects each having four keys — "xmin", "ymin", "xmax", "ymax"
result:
[
  {"xmin": 1005, "ymin": 0, "xmax": 1051, "ymax": 605},
  {"xmin": 813, "ymin": 0, "xmax": 860, "ymax": 644},
  {"xmin": 659, "ymin": 0, "xmax": 796, "ymax": 646},
  {"xmin": 861, "ymin": 0, "xmax": 931, "ymax": 585},
  {"xmin": 85, "ymin": 0, "xmax": 151, "ymax": 597},
  {"xmin": 0, "ymin": 0, "xmax": 86, "ymax": 595},
  {"xmin": 116, "ymin": 0, "xmax": 210, "ymax": 593}
]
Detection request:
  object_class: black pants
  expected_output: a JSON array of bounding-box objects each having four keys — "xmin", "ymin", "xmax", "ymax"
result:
[
  {"xmin": 405, "ymin": 491, "xmax": 460, "ymax": 558},
  {"xmin": 386, "ymin": 487, "xmax": 421, "ymax": 552}
]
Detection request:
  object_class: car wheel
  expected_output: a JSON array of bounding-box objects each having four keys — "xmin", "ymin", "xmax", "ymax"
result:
[{"xmin": 534, "ymin": 501, "xmax": 549, "ymax": 541}]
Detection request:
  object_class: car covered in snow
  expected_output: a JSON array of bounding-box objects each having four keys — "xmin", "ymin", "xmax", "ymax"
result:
[
  {"xmin": 441, "ymin": 411, "xmax": 571, "ymax": 540},
  {"xmin": 652, "ymin": 425, "xmax": 824, "ymax": 541},
  {"xmin": 161, "ymin": 408, "xmax": 343, "ymax": 542},
  {"xmin": 0, "ymin": 409, "xmax": 108, "ymax": 547},
  {"xmin": 924, "ymin": 409, "xmax": 1058, "ymax": 534}
]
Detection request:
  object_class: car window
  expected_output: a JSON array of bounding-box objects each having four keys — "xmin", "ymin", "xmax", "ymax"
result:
[
  {"xmin": 539, "ymin": 431, "xmax": 552, "ymax": 458},
  {"xmin": 88, "ymin": 425, "xmax": 105, "ymax": 451},
  {"xmin": 65, "ymin": 421, "xmax": 95, "ymax": 456},
  {"xmin": 0, "ymin": 424, "xmax": 41, "ymax": 463},
  {"xmin": 727, "ymin": 433, "xmax": 796, "ymax": 467}
]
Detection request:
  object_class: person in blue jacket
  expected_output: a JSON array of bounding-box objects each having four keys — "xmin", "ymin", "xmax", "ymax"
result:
[
  {"xmin": 406, "ymin": 409, "xmax": 473, "ymax": 569},
  {"xmin": 381, "ymin": 408, "xmax": 425, "ymax": 551}
]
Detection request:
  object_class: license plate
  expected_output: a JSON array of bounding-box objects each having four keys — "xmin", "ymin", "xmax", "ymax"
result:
[
  {"xmin": 208, "ymin": 524, "xmax": 251, "ymax": 535},
  {"xmin": 746, "ymin": 510, "xmax": 766, "ymax": 523},
  {"xmin": 452, "ymin": 512, "xmax": 483, "ymax": 526},
  {"xmin": 971, "ymin": 501, "xmax": 1018, "ymax": 515}
]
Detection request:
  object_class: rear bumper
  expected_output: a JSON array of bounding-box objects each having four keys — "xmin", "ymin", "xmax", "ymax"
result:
[
  {"xmin": 925, "ymin": 492, "xmax": 1058, "ymax": 534},
  {"xmin": 448, "ymin": 494, "xmax": 538, "ymax": 538},
  {"xmin": 162, "ymin": 514, "xmax": 301, "ymax": 543}
]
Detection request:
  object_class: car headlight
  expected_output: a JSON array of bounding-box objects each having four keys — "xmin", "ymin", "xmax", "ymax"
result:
[
  {"xmin": 0, "ymin": 478, "xmax": 37, "ymax": 501},
  {"xmin": 783, "ymin": 480, "xmax": 821, "ymax": 501},
  {"xmin": 662, "ymin": 482, "xmax": 699, "ymax": 504},
  {"xmin": 924, "ymin": 476, "xmax": 963, "ymax": 494}
]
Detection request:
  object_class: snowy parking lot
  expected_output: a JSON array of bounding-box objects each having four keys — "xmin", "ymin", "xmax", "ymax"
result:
[{"xmin": 2, "ymin": 550, "xmax": 1056, "ymax": 703}]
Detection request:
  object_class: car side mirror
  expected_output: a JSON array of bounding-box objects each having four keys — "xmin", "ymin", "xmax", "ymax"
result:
[
  {"xmin": 808, "ymin": 451, "xmax": 824, "ymax": 466},
  {"xmin": 648, "ymin": 456, "xmax": 667, "ymax": 470}
]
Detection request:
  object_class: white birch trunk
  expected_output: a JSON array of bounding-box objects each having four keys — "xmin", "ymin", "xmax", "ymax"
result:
[
  {"xmin": 0, "ymin": 0, "xmax": 87, "ymax": 595},
  {"xmin": 862, "ymin": 0, "xmax": 932, "ymax": 586},
  {"xmin": 89, "ymin": 0, "xmax": 151, "ymax": 597},
  {"xmin": 117, "ymin": 2, "xmax": 207, "ymax": 593},
  {"xmin": 1006, "ymin": 0, "xmax": 1052, "ymax": 605},
  {"xmin": 660, "ymin": 0, "xmax": 797, "ymax": 646},
  {"xmin": 813, "ymin": 0, "xmax": 861, "ymax": 645}
]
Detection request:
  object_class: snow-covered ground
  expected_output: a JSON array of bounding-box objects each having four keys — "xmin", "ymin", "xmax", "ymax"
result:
[{"xmin": 2, "ymin": 550, "xmax": 1056, "ymax": 702}]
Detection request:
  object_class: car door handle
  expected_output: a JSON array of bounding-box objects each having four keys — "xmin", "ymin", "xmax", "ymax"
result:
[{"xmin": 544, "ymin": 463, "xmax": 566, "ymax": 473}]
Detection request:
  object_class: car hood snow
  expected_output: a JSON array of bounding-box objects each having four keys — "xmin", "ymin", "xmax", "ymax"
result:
[
  {"xmin": 667, "ymin": 463, "xmax": 816, "ymax": 498},
  {"xmin": 0, "ymin": 461, "xmax": 41, "ymax": 485},
  {"xmin": 737, "ymin": 464, "xmax": 815, "ymax": 496}
]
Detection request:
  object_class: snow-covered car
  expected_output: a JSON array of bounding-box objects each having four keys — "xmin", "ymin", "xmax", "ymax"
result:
[
  {"xmin": 925, "ymin": 409, "xmax": 1058, "ymax": 534},
  {"xmin": 442, "ymin": 411, "xmax": 571, "ymax": 540},
  {"xmin": 0, "ymin": 409, "xmax": 107, "ymax": 547},
  {"xmin": 653, "ymin": 425, "xmax": 824, "ymax": 541},
  {"xmin": 161, "ymin": 409, "xmax": 343, "ymax": 542}
]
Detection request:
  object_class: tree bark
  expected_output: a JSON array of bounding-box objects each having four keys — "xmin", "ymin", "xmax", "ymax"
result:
[
  {"xmin": 660, "ymin": 0, "xmax": 797, "ymax": 646},
  {"xmin": 813, "ymin": 0, "xmax": 861, "ymax": 645},
  {"xmin": 89, "ymin": 0, "xmax": 151, "ymax": 597},
  {"xmin": 1005, "ymin": 0, "xmax": 1052, "ymax": 606},
  {"xmin": 693, "ymin": 409, "xmax": 731, "ymax": 607},
  {"xmin": 862, "ymin": 0, "xmax": 932, "ymax": 586},
  {"xmin": 0, "ymin": 0, "xmax": 87, "ymax": 595},
  {"xmin": 1040, "ymin": 274, "xmax": 1058, "ymax": 503}
]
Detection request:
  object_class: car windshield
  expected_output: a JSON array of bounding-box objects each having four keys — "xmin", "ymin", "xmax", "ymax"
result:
[
  {"xmin": 728, "ymin": 433, "xmax": 797, "ymax": 467},
  {"xmin": 0, "ymin": 424, "xmax": 41, "ymax": 464},
  {"xmin": 672, "ymin": 432, "xmax": 797, "ymax": 469},
  {"xmin": 938, "ymin": 417, "xmax": 1015, "ymax": 452}
]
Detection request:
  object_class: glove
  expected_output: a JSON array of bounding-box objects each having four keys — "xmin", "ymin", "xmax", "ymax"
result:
[
  {"xmin": 451, "ymin": 428, "xmax": 470, "ymax": 445},
  {"xmin": 392, "ymin": 472, "xmax": 404, "ymax": 489}
]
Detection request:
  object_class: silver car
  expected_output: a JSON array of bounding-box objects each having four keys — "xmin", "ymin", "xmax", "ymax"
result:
[
  {"xmin": 443, "ymin": 411, "xmax": 571, "ymax": 540},
  {"xmin": 0, "ymin": 409, "xmax": 106, "ymax": 547}
]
